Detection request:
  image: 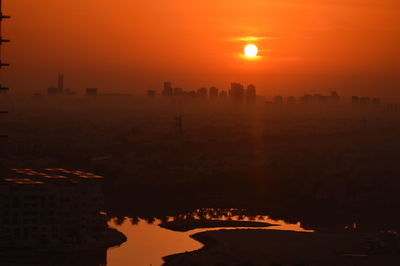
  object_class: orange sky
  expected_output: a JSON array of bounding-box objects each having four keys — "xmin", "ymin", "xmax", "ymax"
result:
[{"xmin": 3, "ymin": 0, "xmax": 400, "ymax": 97}]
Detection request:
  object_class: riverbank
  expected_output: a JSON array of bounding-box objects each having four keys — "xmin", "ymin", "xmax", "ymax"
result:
[
  {"xmin": 164, "ymin": 229, "xmax": 400, "ymax": 265},
  {"xmin": 159, "ymin": 219, "xmax": 274, "ymax": 232}
]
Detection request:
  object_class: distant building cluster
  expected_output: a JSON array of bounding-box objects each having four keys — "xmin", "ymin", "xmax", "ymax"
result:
[
  {"xmin": 351, "ymin": 96, "xmax": 381, "ymax": 105},
  {"xmin": 38, "ymin": 76, "xmax": 389, "ymax": 109},
  {"xmin": 0, "ymin": 168, "xmax": 107, "ymax": 248},
  {"xmin": 149, "ymin": 81, "xmax": 258, "ymax": 104},
  {"xmin": 268, "ymin": 91, "xmax": 341, "ymax": 105},
  {"xmin": 47, "ymin": 74, "xmax": 76, "ymax": 96}
]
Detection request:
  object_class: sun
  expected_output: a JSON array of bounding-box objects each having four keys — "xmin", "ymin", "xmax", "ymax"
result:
[{"xmin": 244, "ymin": 44, "xmax": 259, "ymax": 57}]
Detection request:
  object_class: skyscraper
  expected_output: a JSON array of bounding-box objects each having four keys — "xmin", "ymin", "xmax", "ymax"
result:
[
  {"xmin": 86, "ymin": 88, "xmax": 98, "ymax": 96},
  {"xmin": 274, "ymin": 95, "xmax": 284, "ymax": 104},
  {"xmin": 330, "ymin": 91, "xmax": 340, "ymax": 102},
  {"xmin": 197, "ymin": 87, "xmax": 207, "ymax": 97},
  {"xmin": 209, "ymin": 87, "xmax": 219, "ymax": 99},
  {"xmin": 351, "ymin": 96, "xmax": 359, "ymax": 104},
  {"xmin": 173, "ymin": 87, "xmax": 183, "ymax": 96},
  {"xmin": 246, "ymin": 84, "xmax": 256, "ymax": 104},
  {"xmin": 287, "ymin": 96, "xmax": 296, "ymax": 104},
  {"xmin": 147, "ymin": 90, "xmax": 156, "ymax": 97},
  {"xmin": 58, "ymin": 74, "xmax": 64, "ymax": 94},
  {"xmin": 162, "ymin": 82, "xmax": 173, "ymax": 96},
  {"xmin": 229, "ymin": 82, "xmax": 245, "ymax": 104}
]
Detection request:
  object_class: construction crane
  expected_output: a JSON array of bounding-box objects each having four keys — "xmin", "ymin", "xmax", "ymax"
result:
[{"xmin": 0, "ymin": 0, "xmax": 10, "ymax": 139}]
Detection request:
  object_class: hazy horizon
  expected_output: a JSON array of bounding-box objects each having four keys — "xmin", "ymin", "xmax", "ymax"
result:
[{"xmin": 3, "ymin": 0, "xmax": 400, "ymax": 98}]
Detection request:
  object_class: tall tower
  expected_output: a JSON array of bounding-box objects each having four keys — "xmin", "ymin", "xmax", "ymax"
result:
[
  {"xmin": 58, "ymin": 74, "xmax": 64, "ymax": 94},
  {"xmin": 0, "ymin": 0, "xmax": 10, "ymax": 139}
]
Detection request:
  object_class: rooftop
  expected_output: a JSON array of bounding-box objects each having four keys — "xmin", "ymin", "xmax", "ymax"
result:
[{"xmin": 0, "ymin": 168, "xmax": 104, "ymax": 185}]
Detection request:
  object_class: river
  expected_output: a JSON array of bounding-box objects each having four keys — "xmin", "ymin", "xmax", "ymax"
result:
[{"xmin": 106, "ymin": 215, "xmax": 313, "ymax": 266}]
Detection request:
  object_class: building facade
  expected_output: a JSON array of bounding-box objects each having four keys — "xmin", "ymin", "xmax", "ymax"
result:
[{"xmin": 0, "ymin": 168, "xmax": 106, "ymax": 248}]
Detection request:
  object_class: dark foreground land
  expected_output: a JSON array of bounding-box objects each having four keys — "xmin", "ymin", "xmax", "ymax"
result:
[
  {"xmin": 164, "ymin": 229, "xmax": 400, "ymax": 266},
  {"xmin": 3, "ymin": 99, "xmax": 400, "ymax": 265}
]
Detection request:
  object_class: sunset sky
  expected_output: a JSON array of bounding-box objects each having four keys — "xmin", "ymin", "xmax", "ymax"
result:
[{"xmin": 4, "ymin": 0, "xmax": 400, "ymax": 97}]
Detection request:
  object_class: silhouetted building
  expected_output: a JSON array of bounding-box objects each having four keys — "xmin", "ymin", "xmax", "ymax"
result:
[
  {"xmin": 188, "ymin": 91, "xmax": 197, "ymax": 97},
  {"xmin": 162, "ymin": 82, "xmax": 173, "ymax": 96},
  {"xmin": 147, "ymin": 90, "xmax": 156, "ymax": 97},
  {"xmin": 229, "ymin": 83, "xmax": 245, "ymax": 104},
  {"xmin": 298, "ymin": 92, "xmax": 341, "ymax": 104},
  {"xmin": 372, "ymin": 98, "xmax": 381, "ymax": 104},
  {"xmin": 47, "ymin": 87, "xmax": 59, "ymax": 95},
  {"xmin": 209, "ymin": 87, "xmax": 219, "ymax": 99},
  {"xmin": 360, "ymin": 97, "xmax": 371, "ymax": 104},
  {"xmin": 299, "ymin": 94, "xmax": 311, "ymax": 104},
  {"xmin": 287, "ymin": 96, "xmax": 296, "ymax": 104},
  {"xmin": 330, "ymin": 91, "xmax": 340, "ymax": 102},
  {"xmin": 86, "ymin": 88, "xmax": 98, "ymax": 96},
  {"xmin": 65, "ymin": 88, "xmax": 76, "ymax": 95},
  {"xmin": 274, "ymin": 95, "xmax": 284, "ymax": 104},
  {"xmin": 99, "ymin": 93, "xmax": 131, "ymax": 98},
  {"xmin": 0, "ymin": 168, "xmax": 107, "ymax": 248},
  {"xmin": 31, "ymin": 92, "xmax": 42, "ymax": 100},
  {"xmin": 219, "ymin": 90, "xmax": 228, "ymax": 98},
  {"xmin": 352, "ymin": 96, "xmax": 359, "ymax": 104},
  {"xmin": 313, "ymin": 94, "xmax": 322, "ymax": 103},
  {"xmin": 246, "ymin": 84, "xmax": 256, "ymax": 104},
  {"xmin": 197, "ymin": 87, "xmax": 207, "ymax": 97},
  {"xmin": 58, "ymin": 74, "xmax": 64, "ymax": 94},
  {"xmin": 173, "ymin": 87, "xmax": 183, "ymax": 96}
]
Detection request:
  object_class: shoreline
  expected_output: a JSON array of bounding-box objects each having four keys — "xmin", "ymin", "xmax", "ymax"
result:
[
  {"xmin": 163, "ymin": 229, "xmax": 400, "ymax": 265},
  {"xmin": 163, "ymin": 230, "xmax": 218, "ymax": 264},
  {"xmin": 159, "ymin": 219, "xmax": 274, "ymax": 232}
]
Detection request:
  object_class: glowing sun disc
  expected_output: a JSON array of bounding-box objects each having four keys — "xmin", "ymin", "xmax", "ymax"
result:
[{"xmin": 244, "ymin": 44, "xmax": 259, "ymax": 57}]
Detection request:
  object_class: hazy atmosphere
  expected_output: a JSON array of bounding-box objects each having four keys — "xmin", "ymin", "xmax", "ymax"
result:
[
  {"xmin": 5, "ymin": 0, "xmax": 400, "ymax": 97},
  {"xmin": 2, "ymin": 1, "xmax": 400, "ymax": 265}
]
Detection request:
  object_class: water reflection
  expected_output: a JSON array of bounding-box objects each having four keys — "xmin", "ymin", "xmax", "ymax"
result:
[
  {"xmin": 107, "ymin": 211, "xmax": 312, "ymax": 266},
  {"xmin": 107, "ymin": 219, "xmax": 202, "ymax": 266},
  {"xmin": 1, "ymin": 209, "xmax": 312, "ymax": 266}
]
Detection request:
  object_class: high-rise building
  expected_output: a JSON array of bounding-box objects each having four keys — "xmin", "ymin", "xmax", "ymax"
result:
[
  {"xmin": 209, "ymin": 87, "xmax": 219, "ymax": 99},
  {"xmin": 197, "ymin": 87, "xmax": 207, "ymax": 97},
  {"xmin": 352, "ymin": 96, "xmax": 359, "ymax": 104},
  {"xmin": 229, "ymin": 83, "xmax": 245, "ymax": 104},
  {"xmin": 246, "ymin": 84, "xmax": 256, "ymax": 104},
  {"xmin": 287, "ymin": 96, "xmax": 296, "ymax": 104},
  {"xmin": 47, "ymin": 87, "xmax": 59, "ymax": 95},
  {"xmin": 162, "ymin": 82, "xmax": 173, "ymax": 96},
  {"xmin": 0, "ymin": 168, "xmax": 108, "ymax": 248},
  {"xmin": 86, "ymin": 88, "xmax": 98, "ymax": 96},
  {"xmin": 219, "ymin": 90, "xmax": 228, "ymax": 98},
  {"xmin": 173, "ymin": 87, "xmax": 183, "ymax": 96},
  {"xmin": 147, "ymin": 90, "xmax": 156, "ymax": 97},
  {"xmin": 360, "ymin": 97, "xmax": 371, "ymax": 104},
  {"xmin": 274, "ymin": 95, "xmax": 284, "ymax": 104},
  {"xmin": 372, "ymin": 98, "xmax": 381, "ymax": 104},
  {"xmin": 330, "ymin": 91, "xmax": 340, "ymax": 102},
  {"xmin": 58, "ymin": 74, "xmax": 64, "ymax": 94}
]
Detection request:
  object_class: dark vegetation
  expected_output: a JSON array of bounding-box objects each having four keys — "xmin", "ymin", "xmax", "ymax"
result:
[
  {"xmin": 2, "ymin": 97, "xmax": 400, "ymax": 231},
  {"xmin": 159, "ymin": 219, "xmax": 274, "ymax": 232}
]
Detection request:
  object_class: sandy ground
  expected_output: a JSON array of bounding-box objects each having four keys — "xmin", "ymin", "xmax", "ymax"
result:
[{"xmin": 164, "ymin": 229, "xmax": 400, "ymax": 266}]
